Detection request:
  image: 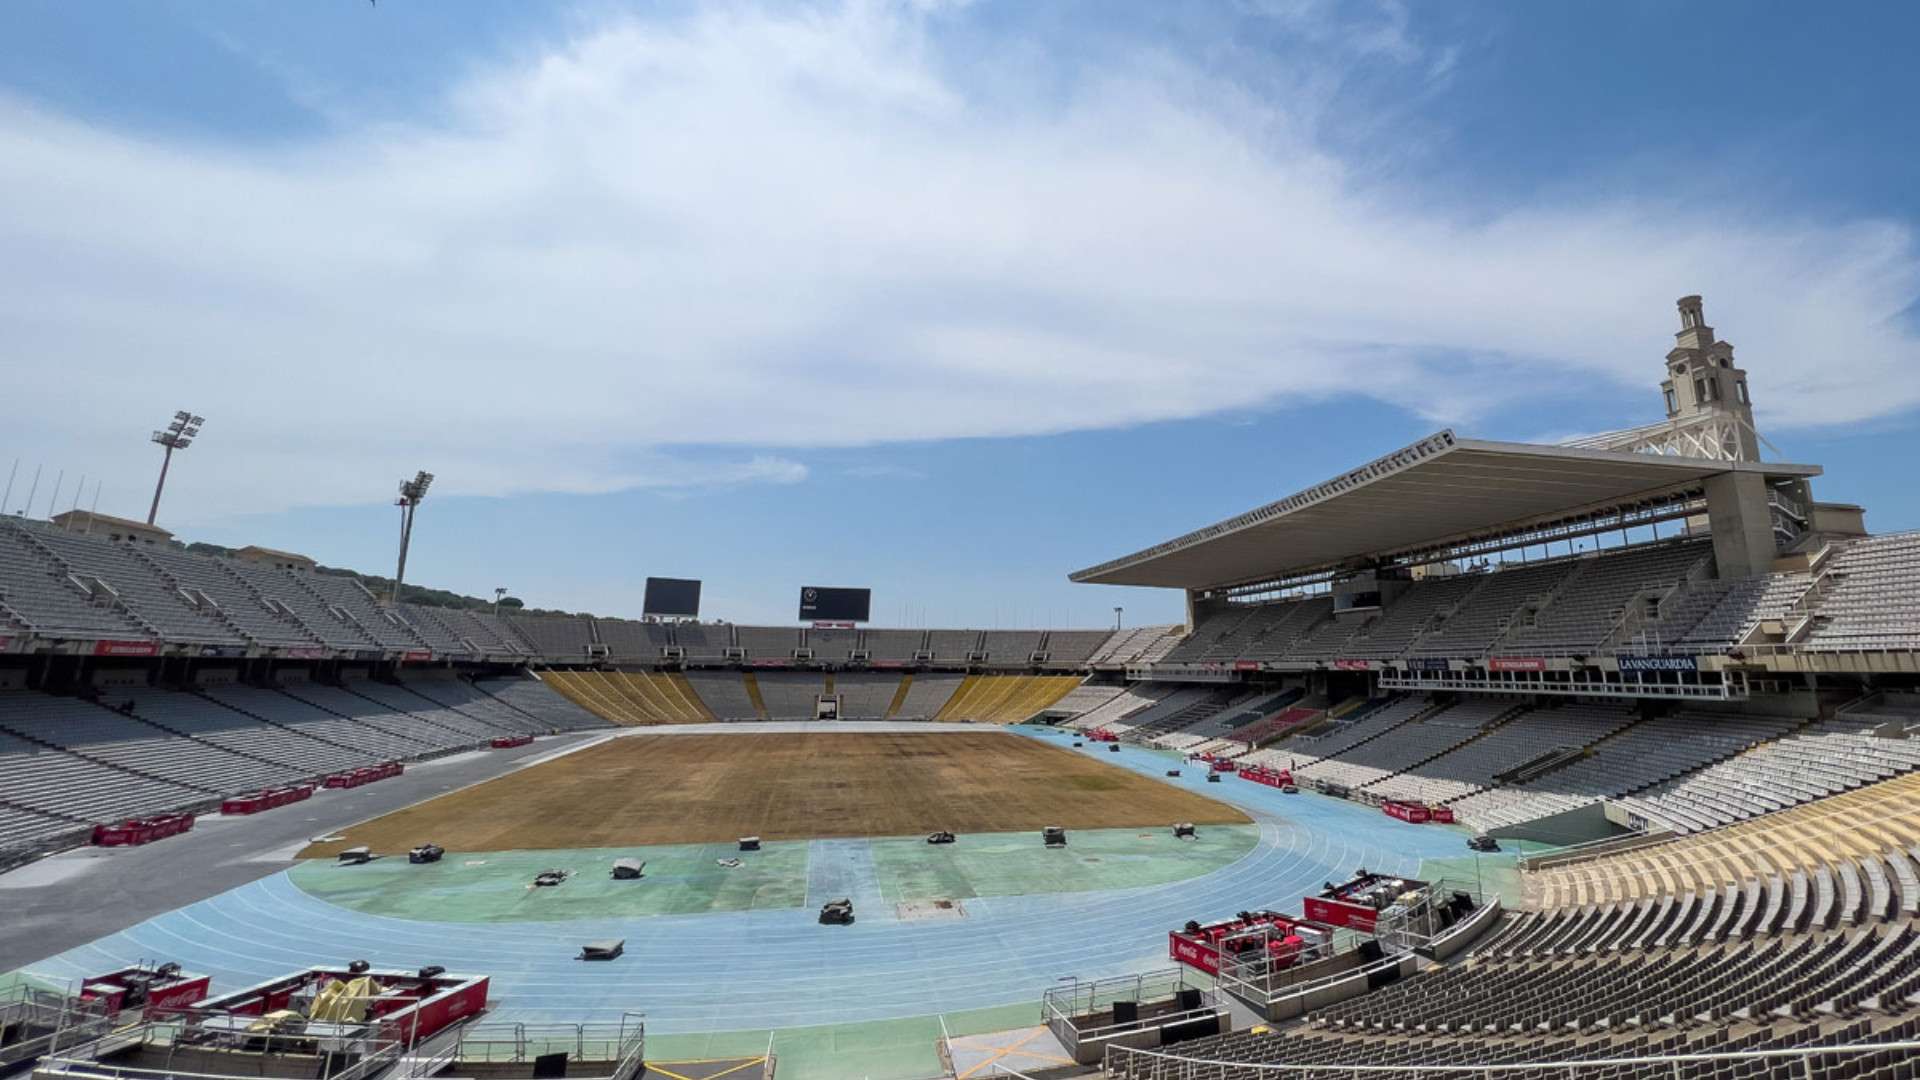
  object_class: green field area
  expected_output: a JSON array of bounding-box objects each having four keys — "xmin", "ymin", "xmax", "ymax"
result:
[
  {"xmin": 869, "ymin": 824, "xmax": 1259, "ymax": 901},
  {"xmin": 289, "ymin": 825, "xmax": 1262, "ymax": 922},
  {"xmin": 290, "ymin": 841, "xmax": 812, "ymax": 921}
]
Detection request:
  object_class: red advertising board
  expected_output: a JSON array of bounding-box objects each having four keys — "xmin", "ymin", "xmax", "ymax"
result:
[
  {"xmin": 1167, "ymin": 932, "xmax": 1221, "ymax": 975},
  {"xmin": 93, "ymin": 639, "xmax": 159, "ymax": 657},
  {"xmin": 1302, "ymin": 895, "xmax": 1379, "ymax": 932},
  {"xmin": 1332, "ymin": 659, "xmax": 1371, "ymax": 671},
  {"xmin": 1382, "ymin": 800, "xmax": 1431, "ymax": 824},
  {"xmin": 401, "ymin": 650, "xmax": 433, "ymax": 663},
  {"xmin": 1232, "ymin": 660, "xmax": 1259, "ymax": 672},
  {"xmin": 1488, "ymin": 656, "xmax": 1547, "ymax": 672}
]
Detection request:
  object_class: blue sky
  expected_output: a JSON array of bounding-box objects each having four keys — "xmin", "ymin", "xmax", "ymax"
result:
[{"xmin": 1, "ymin": 0, "xmax": 1916, "ymax": 627}]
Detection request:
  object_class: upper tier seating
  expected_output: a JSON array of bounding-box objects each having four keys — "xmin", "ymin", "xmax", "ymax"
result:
[
  {"xmin": 1499, "ymin": 541, "xmax": 1712, "ymax": 653},
  {"xmin": 736, "ymin": 626, "xmax": 798, "ymax": 660},
  {"xmin": 1063, "ymin": 682, "xmax": 1178, "ymax": 730},
  {"xmin": 439, "ymin": 609, "xmax": 535, "ymax": 660},
  {"xmin": 303, "ymin": 575, "xmax": 424, "ymax": 650},
  {"xmin": 14, "ymin": 524, "xmax": 245, "ymax": 645},
  {"xmin": 1039, "ymin": 630, "xmax": 1112, "ymax": 664},
  {"xmin": 1449, "ymin": 710, "xmax": 1795, "ymax": 834},
  {"xmin": 1806, "ymin": 531, "xmax": 1920, "ymax": 651},
  {"xmin": 0, "ymin": 523, "xmax": 148, "ymax": 639},
  {"xmin": 980, "ymin": 630, "xmax": 1043, "ymax": 665},
  {"xmin": 1044, "ymin": 682, "xmax": 1125, "ymax": 720},
  {"xmin": 223, "ymin": 561, "xmax": 376, "ymax": 650},
  {"xmin": 391, "ymin": 603, "xmax": 468, "ymax": 655},
  {"xmin": 1087, "ymin": 625, "xmax": 1183, "ymax": 666},
  {"xmin": 805, "ymin": 628, "xmax": 858, "ymax": 661},
  {"xmin": 505, "ymin": 615, "xmax": 596, "ymax": 661},
  {"xmin": 595, "ymin": 619, "xmax": 671, "ymax": 662},
  {"xmin": 1340, "ymin": 574, "xmax": 1482, "ymax": 659},
  {"xmin": 926, "ymin": 629, "xmax": 980, "ymax": 662},
  {"xmin": 861, "ymin": 629, "xmax": 924, "ymax": 661},
  {"xmin": 671, "ymin": 623, "xmax": 731, "ymax": 661},
  {"xmin": 1407, "ymin": 560, "xmax": 1579, "ymax": 657},
  {"xmin": 135, "ymin": 546, "xmax": 319, "ymax": 648}
]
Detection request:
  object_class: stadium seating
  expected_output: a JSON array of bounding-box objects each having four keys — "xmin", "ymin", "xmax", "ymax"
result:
[
  {"xmin": 754, "ymin": 672, "xmax": 827, "ymax": 719},
  {"xmin": 684, "ymin": 670, "xmax": 762, "ymax": 720},
  {"xmin": 736, "ymin": 625, "xmax": 798, "ymax": 660},
  {"xmin": 805, "ymin": 627, "xmax": 859, "ymax": 661},
  {"xmin": 0, "ymin": 693, "xmax": 213, "ymax": 829},
  {"xmin": 831, "ymin": 672, "xmax": 902, "ymax": 719},
  {"xmin": 671, "ymin": 622, "xmax": 731, "ymax": 661},
  {"xmin": 926, "ymin": 629, "xmax": 981, "ymax": 663},
  {"xmin": 135, "ymin": 545, "xmax": 320, "ymax": 648},
  {"xmin": 541, "ymin": 670, "xmax": 712, "ymax": 724},
  {"xmin": 594, "ymin": 619, "xmax": 671, "ymax": 663},
  {"xmin": 1407, "ymin": 560, "xmax": 1579, "ymax": 657},
  {"xmin": 933, "ymin": 675, "xmax": 1081, "ymax": 723},
  {"xmin": 890, "ymin": 673, "xmax": 964, "ymax": 719},
  {"xmin": 221, "ymin": 560, "xmax": 378, "ymax": 650},
  {"xmin": 860, "ymin": 628, "xmax": 924, "ymax": 661},
  {"xmin": 0, "ymin": 522, "xmax": 150, "ymax": 640},
  {"xmin": 12, "ymin": 523, "xmax": 246, "ymax": 646},
  {"xmin": 507, "ymin": 615, "xmax": 597, "ymax": 662},
  {"xmin": 1150, "ymin": 687, "xmax": 1300, "ymax": 750},
  {"xmin": 1086, "ymin": 625, "xmax": 1182, "ymax": 666},
  {"xmin": 1362, "ymin": 701, "xmax": 1635, "ymax": 806},
  {"xmin": 206, "ymin": 683, "xmax": 438, "ymax": 760},
  {"xmin": 980, "ymin": 630, "xmax": 1043, "ymax": 666},
  {"xmin": 1448, "ymin": 710, "xmax": 1796, "ymax": 834},
  {"xmin": 302, "ymin": 575, "xmax": 425, "ymax": 650},
  {"xmin": 476, "ymin": 675, "xmax": 615, "ymax": 729},
  {"xmin": 10, "ymin": 693, "xmax": 307, "ymax": 795},
  {"xmin": 1038, "ymin": 630, "xmax": 1112, "ymax": 665},
  {"xmin": 1295, "ymin": 697, "xmax": 1518, "ymax": 792},
  {"xmin": 120, "ymin": 687, "xmax": 373, "ymax": 775},
  {"xmin": 280, "ymin": 682, "xmax": 485, "ymax": 753},
  {"xmin": 1043, "ymin": 682, "xmax": 1125, "ymax": 722},
  {"xmin": 1499, "ymin": 541, "xmax": 1712, "ymax": 653},
  {"xmin": 1806, "ymin": 531, "xmax": 1920, "ymax": 651}
]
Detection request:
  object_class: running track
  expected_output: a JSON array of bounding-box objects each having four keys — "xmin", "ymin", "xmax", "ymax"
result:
[{"xmin": 26, "ymin": 727, "xmax": 1467, "ymax": 1034}]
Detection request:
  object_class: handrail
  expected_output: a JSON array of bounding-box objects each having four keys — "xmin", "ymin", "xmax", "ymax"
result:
[{"xmin": 1106, "ymin": 1038, "xmax": 1920, "ymax": 1076}]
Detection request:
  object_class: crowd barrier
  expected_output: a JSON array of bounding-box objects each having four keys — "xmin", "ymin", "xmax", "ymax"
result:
[
  {"xmin": 92, "ymin": 813, "xmax": 196, "ymax": 847},
  {"xmin": 489, "ymin": 734, "xmax": 535, "ymax": 749},
  {"xmin": 220, "ymin": 785, "xmax": 316, "ymax": 816},
  {"xmin": 323, "ymin": 762, "xmax": 404, "ymax": 790}
]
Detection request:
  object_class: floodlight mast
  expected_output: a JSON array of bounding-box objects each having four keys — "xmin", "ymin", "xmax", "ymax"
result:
[
  {"xmin": 146, "ymin": 411, "xmax": 204, "ymax": 525},
  {"xmin": 390, "ymin": 470, "xmax": 434, "ymax": 605}
]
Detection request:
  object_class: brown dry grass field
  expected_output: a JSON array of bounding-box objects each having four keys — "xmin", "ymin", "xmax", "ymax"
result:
[{"xmin": 299, "ymin": 732, "xmax": 1249, "ymax": 856}]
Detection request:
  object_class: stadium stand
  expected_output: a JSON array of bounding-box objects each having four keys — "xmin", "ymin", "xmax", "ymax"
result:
[
  {"xmin": 134, "ymin": 545, "xmax": 321, "ymax": 648},
  {"xmin": 832, "ymin": 672, "xmax": 903, "ymax": 719},
  {"xmin": 10, "ymin": 523, "xmax": 245, "ymax": 646},
  {"xmin": 684, "ymin": 670, "xmax": 762, "ymax": 720},
  {"xmin": 1064, "ymin": 682, "xmax": 1183, "ymax": 731},
  {"xmin": 1292, "ymin": 696, "xmax": 1519, "ymax": 792},
  {"xmin": 7, "ymin": 693, "xmax": 306, "ymax": 796},
  {"xmin": 861, "ymin": 628, "xmax": 924, "ymax": 661},
  {"xmin": 1039, "ymin": 629, "xmax": 1112, "ymax": 665},
  {"xmin": 1043, "ymin": 681, "xmax": 1125, "ymax": 721},
  {"xmin": 890, "ymin": 673, "xmax": 964, "ymax": 719},
  {"xmin": 671, "ymin": 622, "xmax": 731, "ymax": 662},
  {"xmin": 806, "ymin": 627, "xmax": 859, "ymax": 661},
  {"xmin": 447, "ymin": 609, "xmax": 536, "ymax": 660},
  {"xmin": 1498, "ymin": 540, "xmax": 1712, "ymax": 653},
  {"xmin": 507, "ymin": 615, "xmax": 596, "ymax": 662},
  {"xmin": 1448, "ymin": 709, "xmax": 1797, "ymax": 834},
  {"xmin": 391, "ymin": 603, "xmax": 468, "ymax": 655},
  {"xmin": 0, "ymin": 522, "xmax": 151, "ymax": 640},
  {"xmin": 934, "ymin": 674, "xmax": 1080, "ymax": 723},
  {"xmin": 221, "ymin": 560, "xmax": 377, "ymax": 650},
  {"xmin": 1150, "ymin": 687, "xmax": 1299, "ymax": 750},
  {"xmin": 477, "ymin": 675, "xmax": 615, "ymax": 730},
  {"xmin": 1406, "ymin": 561, "xmax": 1579, "ymax": 658},
  {"xmin": 735, "ymin": 625, "xmax": 798, "ymax": 660},
  {"xmin": 594, "ymin": 619, "xmax": 671, "ymax": 663},
  {"xmin": 302, "ymin": 575, "xmax": 425, "ymax": 650},
  {"xmin": 926, "ymin": 629, "xmax": 981, "ymax": 663},
  {"xmin": 754, "ymin": 672, "xmax": 827, "ymax": 719},
  {"xmin": 1805, "ymin": 531, "xmax": 1920, "ymax": 651},
  {"xmin": 120, "ymin": 687, "xmax": 372, "ymax": 775},
  {"xmin": 1361, "ymin": 700, "xmax": 1636, "ymax": 806},
  {"xmin": 539, "ymin": 670, "xmax": 710, "ymax": 725},
  {"xmin": 280, "ymin": 681, "xmax": 482, "ymax": 753},
  {"xmin": 979, "ymin": 630, "xmax": 1042, "ymax": 666}
]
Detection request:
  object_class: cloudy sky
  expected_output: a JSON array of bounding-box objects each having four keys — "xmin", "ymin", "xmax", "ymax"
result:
[{"xmin": 1, "ymin": 0, "xmax": 1916, "ymax": 626}]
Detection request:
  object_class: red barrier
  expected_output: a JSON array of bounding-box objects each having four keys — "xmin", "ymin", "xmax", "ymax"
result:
[
  {"xmin": 1237, "ymin": 764, "xmax": 1293, "ymax": 788},
  {"xmin": 1428, "ymin": 805, "xmax": 1455, "ymax": 824},
  {"xmin": 81, "ymin": 967, "xmax": 212, "ymax": 1018},
  {"xmin": 1382, "ymin": 800, "xmax": 1431, "ymax": 824},
  {"xmin": 1086, "ymin": 728, "xmax": 1119, "ymax": 743},
  {"xmin": 489, "ymin": 734, "xmax": 534, "ymax": 749},
  {"xmin": 92, "ymin": 813, "xmax": 195, "ymax": 847},
  {"xmin": 222, "ymin": 784, "xmax": 317, "ymax": 815}
]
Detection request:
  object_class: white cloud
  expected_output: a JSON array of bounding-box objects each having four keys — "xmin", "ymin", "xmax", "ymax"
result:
[{"xmin": 0, "ymin": 0, "xmax": 1915, "ymax": 524}]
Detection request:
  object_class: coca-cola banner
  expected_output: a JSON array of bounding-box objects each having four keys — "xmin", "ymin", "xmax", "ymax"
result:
[{"xmin": 1487, "ymin": 656, "xmax": 1546, "ymax": 672}]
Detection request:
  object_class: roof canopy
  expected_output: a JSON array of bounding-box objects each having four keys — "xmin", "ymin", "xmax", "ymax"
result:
[{"xmin": 1070, "ymin": 431, "xmax": 1821, "ymax": 590}]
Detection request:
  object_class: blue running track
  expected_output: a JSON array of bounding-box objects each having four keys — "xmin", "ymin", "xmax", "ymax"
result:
[{"xmin": 26, "ymin": 727, "xmax": 1468, "ymax": 1034}]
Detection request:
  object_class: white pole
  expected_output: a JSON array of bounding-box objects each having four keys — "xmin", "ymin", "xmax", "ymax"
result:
[{"xmin": 1, "ymin": 458, "xmax": 16, "ymax": 515}]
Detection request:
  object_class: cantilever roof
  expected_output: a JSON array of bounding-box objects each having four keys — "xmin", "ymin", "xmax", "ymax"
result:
[{"xmin": 1070, "ymin": 431, "xmax": 1821, "ymax": 590}]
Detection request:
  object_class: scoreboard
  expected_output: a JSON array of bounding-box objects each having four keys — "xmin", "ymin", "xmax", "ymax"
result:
[{"xmin": 798, "ymin": 586, "xmax": 871, "ymax": 623}]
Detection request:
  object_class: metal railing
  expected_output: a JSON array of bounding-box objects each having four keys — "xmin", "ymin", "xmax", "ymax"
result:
[{"xmin": 1106, "ymin": 1039, "xmax": 1920, "ymax": 1079}]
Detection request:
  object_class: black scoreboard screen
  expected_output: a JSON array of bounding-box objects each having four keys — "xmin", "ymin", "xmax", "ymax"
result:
[
  {"xmin": 642, "ymin": 577, "xmax": 702, "ymax": 618},
  {"xmin": 798, "ymin": 586, "xmax": 871, "ymax": 623}
]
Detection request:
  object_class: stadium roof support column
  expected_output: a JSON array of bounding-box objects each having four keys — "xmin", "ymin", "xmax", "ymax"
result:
[{"xmin": 1703, "ymin": 471, "xmax": 1778, "ymax": 578}]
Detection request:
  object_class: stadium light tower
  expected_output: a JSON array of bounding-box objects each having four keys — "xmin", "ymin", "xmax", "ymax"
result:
[
  {"xmin": 390, "ymin": 470, "xmax": 434, "ymax": 605},
  {"xmin": 1113, "ymin": 606, "xmax": 1123, "ymax": 631},
  {"xmin": 147, "ymin": 411, "xmax": 204, "ymax": 525},
  {"xmin": 493, "ymin": 587, "xmax": 508, "ymax": 615}
]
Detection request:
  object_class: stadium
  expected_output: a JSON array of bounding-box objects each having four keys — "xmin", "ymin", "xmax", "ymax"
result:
[{"xmin": 1, "ymin": 294, "xmax": 1917, "ymax": 1080}]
